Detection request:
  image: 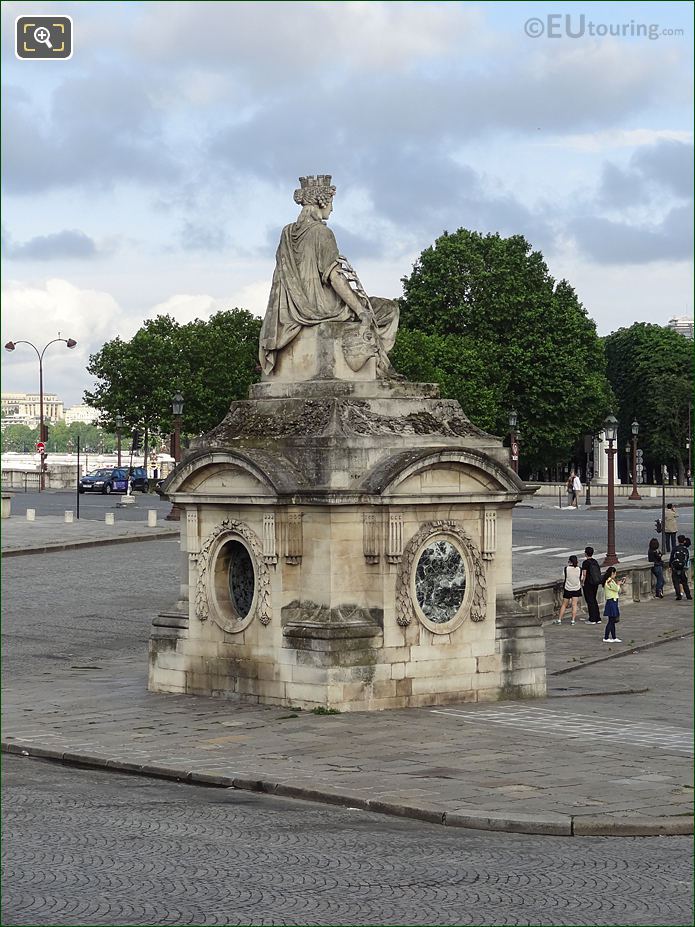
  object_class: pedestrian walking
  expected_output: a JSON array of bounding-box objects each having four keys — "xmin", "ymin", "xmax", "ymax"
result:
[
  {"xmin": 554, "ymin": 555, "xmax": 582, "ymax": 624},
  {"xmin": 566, "ymin": 472, "xmax": 575, "ymax": 508},
  {"xmin": 580, "ymin": 545, "xmax": 602, "ymax": 624},
  {"xmin": 664, "ymin": 504, "xmax": 678, "ymax": 553},
  {"xmin": 647, "ymin": 538, "xmax": 665, "ymax": 599},
  {"xmin": 669, "ymin": 534, "xmax": 692, "ymax": 601},
  {"xmin": 572, "ymin": 473, "xmax": 582, "ymax": 508},
  {"xmin": 602, "ymin": 567, "xmax": 625, "ymax": 642}
]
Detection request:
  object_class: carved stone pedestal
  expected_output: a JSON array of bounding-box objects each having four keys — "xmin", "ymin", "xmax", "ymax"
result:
[{"xmin": 149, "ymin": 367, "xmax": 544, "ymax": 711}]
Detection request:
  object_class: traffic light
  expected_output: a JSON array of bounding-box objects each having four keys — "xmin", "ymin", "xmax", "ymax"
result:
[{"xmin": 131, "ymin": 430, "xmax": 142, "ymax": 452}]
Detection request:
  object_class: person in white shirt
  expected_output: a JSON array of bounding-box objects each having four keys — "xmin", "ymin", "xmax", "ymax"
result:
[
  {"xmin": 555, "ymin": 555, "xmax": 582, "ymax": 624},
  {"xmin": 571, "ymin": 473, "xmax": 582, "ymax": 508}
]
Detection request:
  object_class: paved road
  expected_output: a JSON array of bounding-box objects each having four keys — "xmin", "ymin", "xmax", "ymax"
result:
[
  {"xmin": 2, "ymin": 539, "xmax": 178, "ymax": 681},
  {"xmin": 512, "ymin": 506, "xmax": 693, "ymax": 585},
  {"xmin": 6, "ymin": 489, "xmax": 172, "ymax": 523},
  {"xmin": 8, "ymin": 491, "xmax": 691, "ymax": 584},
  {"xmin": 3, "ymin": 755, "xmax": 692, "ymax": 927}
]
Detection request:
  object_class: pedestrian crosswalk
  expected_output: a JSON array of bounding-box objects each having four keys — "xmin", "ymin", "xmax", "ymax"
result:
[{"xmin": 512, "ymin": 545, "xmax": 647, "ymax": 563}]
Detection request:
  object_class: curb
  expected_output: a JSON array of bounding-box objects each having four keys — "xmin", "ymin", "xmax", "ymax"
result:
[
  {"xmin": 3, "ymin": 742, "xmax": 691, "ymax": 837},
  {"xmin": 551, "ymin": 629, "xmax": 695, "ymax": 676},
  {"xmin": 1, "ymin": 528, "xmax": 180, "ymax": 557}
]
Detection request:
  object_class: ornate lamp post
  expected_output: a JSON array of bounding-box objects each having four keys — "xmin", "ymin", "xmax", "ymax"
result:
[
  {"xmin": 5, "ymin": 337, "xmax": 77, "ymax": 490},
  {"xmin": 115, "ymin": 414, "xmax": 124, "ymax": 467},
  {"xmin": 508, "ymin": 409, "xmax": 519, "ymax": 474},
  {"xmin": 165, "ymin": 393, "xmax": 184, "ymax": 522},
  {"xmin": 629, "ymin": 419, "xmax": 642, "ymax": 501},
  {"xmin": 171, "ymin": 392, "xmax": 184, "ymax": 464},
  {"xmin": 603, "ymin": 413, "xmax": 619, "ymax": 567},
  {"xmin": 624, "ymin": 443, "xmax": 631, "ymax": 486}
]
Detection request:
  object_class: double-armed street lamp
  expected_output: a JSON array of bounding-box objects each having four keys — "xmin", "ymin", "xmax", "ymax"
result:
[
  {"xmin": 603, "ymin": 413, "xmax": 619, "ymax": 567},
  {"xmin": 5, "ymin": 336, "xmax": 77, "ymax": 490},
  {"xmin": 508, "ymin": 409, "xmax": 519, "ymax": 474},
  {"xmin": 629, "ymin": 419, "xmax": 642, "ymax": 501}
]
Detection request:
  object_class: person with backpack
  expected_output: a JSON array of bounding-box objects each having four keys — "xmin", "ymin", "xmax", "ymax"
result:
[
  {"xmin": 670, "ymin": 534, "xmax": 692, "ymax": 601},
  {"xmin": 602, "ymin": 566, "xmax": 625, "ymax": 643},
  {"xmin": 554, "ymin": 555, "xmax": 582, "ymax": 624},
  {"xmin": 647, "ymin": 538, "xmax": 665, "ymax": 598},
  {"xmin": 580, "ymin": 545, "xmax": 602, "ymax": 623}
]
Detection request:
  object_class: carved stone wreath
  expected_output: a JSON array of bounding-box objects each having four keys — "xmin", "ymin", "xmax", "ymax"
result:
[
  {"xmin": 193, "ymin": 519, "xmax": 271, "ymax": 629},
  {"xmin": 396, "ymin": 520, "xmax": 487, "ymax": 629}
]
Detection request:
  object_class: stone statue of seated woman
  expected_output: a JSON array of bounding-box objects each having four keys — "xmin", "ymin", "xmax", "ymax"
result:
[{"xmin": 258, "ymin": 175, "xmax": 401, "ymax": 381}]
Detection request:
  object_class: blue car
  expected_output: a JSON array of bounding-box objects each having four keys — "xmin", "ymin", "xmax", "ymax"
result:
[{"xmin": 78, "ymin": 467, "xmax": 149, "ymax": 494}]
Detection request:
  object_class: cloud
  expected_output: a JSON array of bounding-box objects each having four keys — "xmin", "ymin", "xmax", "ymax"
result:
[
  {"xmin": 179, "ymin": 221, "xmax": 229, "ymax": 253},
  {"xmin": 632, "ymin": 139, "xmax": 694, "ymax": 199},
  {"xmin": 1, "ymin": 72, "xmax": 179, "ymax": 194},
  {"xmin": 569, "ymin": 204, "xmax": 693, "ymax": 264},
  {"xmin": 597, "ymin": 139, "xmax": 693, "ymax": 210},
  {"xmin": 3, "ymin": 229, "xmax": 100, "ymax": 260}
]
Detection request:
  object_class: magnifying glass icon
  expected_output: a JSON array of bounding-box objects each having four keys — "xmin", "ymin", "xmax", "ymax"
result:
[{"xmin": 33, "ymin": 26, "xmax": 53, "ymax": 49}]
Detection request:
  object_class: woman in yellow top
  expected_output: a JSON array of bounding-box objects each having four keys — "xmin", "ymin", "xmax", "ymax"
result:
[{"xmin": 602, "ymin": 566, "xmax": 626, "ymax": 643}]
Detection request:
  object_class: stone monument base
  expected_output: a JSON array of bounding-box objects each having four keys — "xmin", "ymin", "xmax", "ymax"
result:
[{"xmin": 149, "ymin": 370, "xmax": 545, "ymax": 711}]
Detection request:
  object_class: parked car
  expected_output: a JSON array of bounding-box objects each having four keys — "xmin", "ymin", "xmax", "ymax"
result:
[{"xmin": 78, "ymin": 467, "xmax": 149, "ymax": 494}]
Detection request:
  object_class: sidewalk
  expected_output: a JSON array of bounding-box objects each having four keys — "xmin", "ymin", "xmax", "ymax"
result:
[
  {"xmin": 520, "ymin": 494, "xmax": 693, "ymax": 510},
  {"xmin": 1, "ymin": 514, "xmax": 179, "ymax": 556},
  {"xmin": 3, "ymin": 592, "xmax": 692, "ymax": 837}
]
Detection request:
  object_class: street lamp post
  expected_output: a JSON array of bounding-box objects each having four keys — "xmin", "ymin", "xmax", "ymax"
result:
[
  {"xmin": 624, "ymin": 443, "xmax": 631, "ymax": 486},
  {"xmin": 115, "ymin": 414, "xmax": 124, "ymax": 467},
  {"xmin": 603, "ymin": 413, "xmax": 619, "ymax": 567},
  {"xmin": 5, "ymin": 337, "xmax": 77, "ymax": 490},
  {"xmin": 165, "ymin": 393, "xmax": 184, "ymax": 522},
  {"xmin": 508, "ymin": 409, "xmax": 519, "ymax": 474},
  {"xmin": 629, "ymin": 419, "xmax": 642, "ymax": 501}
]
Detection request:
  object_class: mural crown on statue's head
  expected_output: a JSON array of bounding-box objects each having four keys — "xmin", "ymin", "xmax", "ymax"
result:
[{"xmin": 293, "ymin": 174, "xmax": 336, "ymax": 208}]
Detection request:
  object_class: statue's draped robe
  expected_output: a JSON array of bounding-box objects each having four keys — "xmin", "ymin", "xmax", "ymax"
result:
[{"xmin": 259, "ymin": 219, "xmax": 398, "ymax": 375}]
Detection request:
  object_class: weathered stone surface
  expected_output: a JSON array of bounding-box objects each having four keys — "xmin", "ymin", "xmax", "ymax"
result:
[{"xmin": 150, "ymin": 175, "xmax": 544, "ymax": 711}]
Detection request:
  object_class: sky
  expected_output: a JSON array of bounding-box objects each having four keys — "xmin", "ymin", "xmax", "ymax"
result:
[{"xmin": 2, "ymin": 0, "xmax": 693, "ymax": 407}]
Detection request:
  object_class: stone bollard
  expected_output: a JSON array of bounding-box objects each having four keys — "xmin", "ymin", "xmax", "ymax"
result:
[
  {"xmin": 105, "ymin": 513, "xmax": 115, "ymax": 526},
  {"xmin": 26, "ymin": 508, "xmax": 35, "ymax": 521},
  {"xmin": 147, "ymin": 509, "xmax": 157, "ymax": 528},
  {"xmin": 65, "ymin": 510, "xmax": 74, "ymax": 524},
  {"xmin": 1, "ymin": 495, "xmax": 11, "ymax": 519}
]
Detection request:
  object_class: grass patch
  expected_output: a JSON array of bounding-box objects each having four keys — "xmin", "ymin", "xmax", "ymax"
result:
[{"xmin": 311, "ymin": 706, "xmax": 341, "ymax": 715}]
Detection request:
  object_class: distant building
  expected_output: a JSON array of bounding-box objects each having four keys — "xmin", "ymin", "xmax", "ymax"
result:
[
  {"xmin": 64, "ymin": 404, "xmax": 99, "ymax": 425},
  {"xmin": 667, "ymin": 316, "xmax": 694, "ymax": 339},
  {"xmin": 1, "ymin": 392, "xmax": 64, "ymax": 428}
]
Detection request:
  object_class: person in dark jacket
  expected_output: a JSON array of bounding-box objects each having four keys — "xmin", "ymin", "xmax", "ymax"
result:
[
  {"xmin": 648, "ymin": 538, "xmax": 665, "ymax": 598},
  {"xmin": 580, "ymin": 545, "xmax": 602, "ymax": 623},
  {"xmin": 669, "ymin": 535, "xmax": 692, "ymax": 601}
]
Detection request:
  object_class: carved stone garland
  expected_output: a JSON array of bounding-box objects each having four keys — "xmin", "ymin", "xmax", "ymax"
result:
[
  {"xmin": 193, "ymin": 519, "xmax": 271, "ymax": 626},
  {"xmin": 396, "ymin": 520, "xmax": 487, "ymax": 627}
]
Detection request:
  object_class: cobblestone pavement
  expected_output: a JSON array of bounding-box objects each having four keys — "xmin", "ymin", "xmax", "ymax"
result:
[
  {"xmin": 3, "ymin": 755, "xmax": 692, "ymax": 927},
  {"xmin": 2, "ymin": 541, "xmax": 693, "ymax": 835}
]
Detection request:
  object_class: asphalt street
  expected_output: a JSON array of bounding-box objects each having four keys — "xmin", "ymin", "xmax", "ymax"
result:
[
  {"xmin": 7, "ymin": 490, "xmax": 693, "ymax": 584},
  {"xmin": 3, "ymin": 755, "xmax": 692, "ymax": 927},
  {"xmin": 6, "ymin": 489, "xmax": 172, "ymax": 523}
]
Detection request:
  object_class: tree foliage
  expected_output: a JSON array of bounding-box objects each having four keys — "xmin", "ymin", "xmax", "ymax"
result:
[
  {"xmin": 603, "ymin": 323, "xmax": 693, "ymax": 480},
  {"xmin": 0, "ymin": 422, "xmax": 115, "ymax": 454},
  {"xmin": 396, "ymin": 230, "xmax": 614, "ymax": 470},
  {"xmin": 84, "ymin": 309, "xmax": 262, "ymax": 439}
]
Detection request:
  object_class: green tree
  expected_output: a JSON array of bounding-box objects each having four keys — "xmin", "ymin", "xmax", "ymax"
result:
[
  {"xmin": 396, "ymin": 230, "xmax": 613, "ymax": 471},
  {"xmin": 0, "ymin": 424, "xmax": 39, "ymax": 453},
  {"xmin": 85, "ymin": 309, "xmax": 262, "ymax": 445},
  {"xmin": 603, "ymin": 323, "xmax": 693, "ymax": 483}
]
